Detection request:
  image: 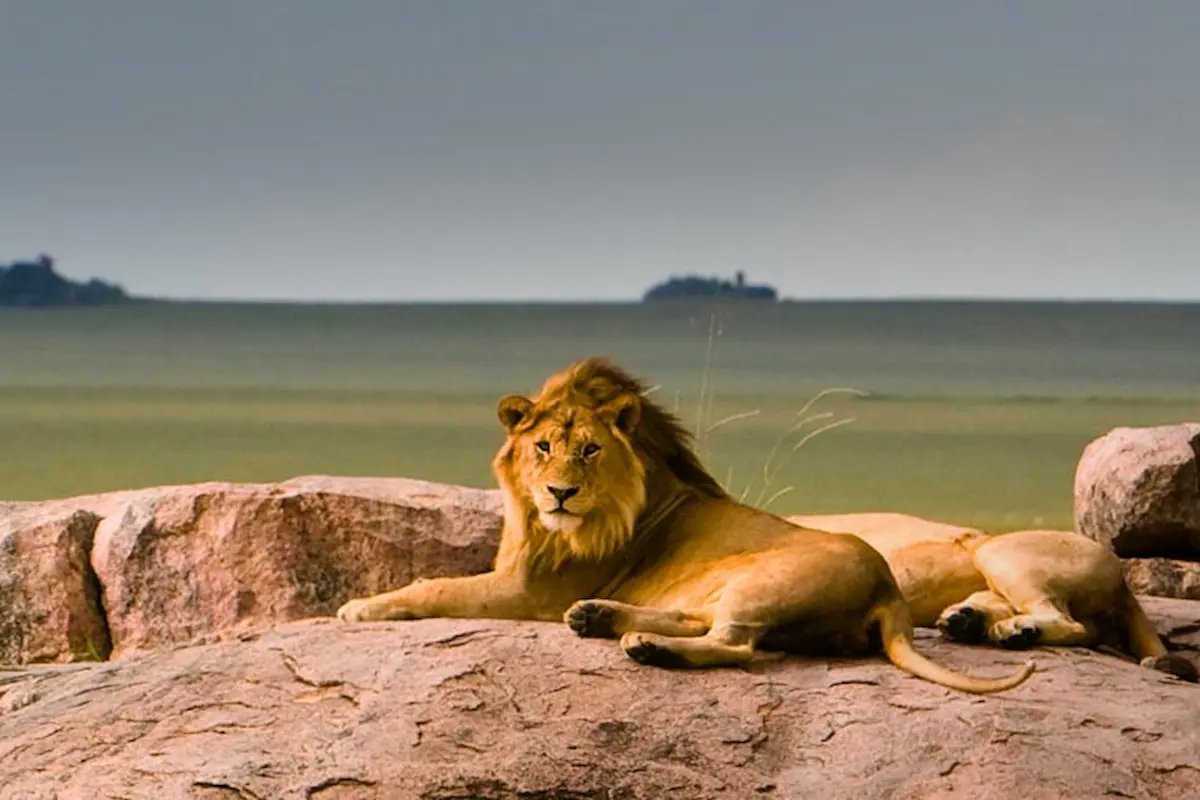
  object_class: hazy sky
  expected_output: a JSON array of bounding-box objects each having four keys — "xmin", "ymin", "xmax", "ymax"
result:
[{"xmin": 3, "ymin": 1, "xmax": 1199, "ymax": 301}]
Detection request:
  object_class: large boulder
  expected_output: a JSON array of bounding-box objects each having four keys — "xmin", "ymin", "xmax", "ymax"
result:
[
  {"xmin": 1, "ymin": 612, "xmax": 1198, "ymax": 800},
  {"xmin": 0, "ymin": 508, "xmax": 110, "ymax": 664},
  {"xmin": 1074, "ymin": 423, "xmax": 1200, "ymax": 558},
  {"xmin": 90, "ymin": 476, "xmax": 502, "ymax": 658},
  {"xmin": 0, "ymin": 477, "xmax": 502, "ymax": 662}
]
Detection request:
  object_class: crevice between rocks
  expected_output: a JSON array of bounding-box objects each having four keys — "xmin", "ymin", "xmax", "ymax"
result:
[
  {"xmin": 1188, "ymin": 432, "xmax": 1200, "ymax": 494},
  {"xmin": 81, "ymin": 553, "xmax": 114, "ymax": 662},
  {"xmin": 1115, "ymin": 524, "xmax": 1199, "ymax": 560},
  {"xmin": 305, "ymin": 777, "xmax": 378, "ymax": 798},
  {"xmin": 192, "ymin": 780, "xmax": 263, "ymax": 800},
  {"xmin": 77, "ymin": 510, "xmax": 115, "ymax": 663}
]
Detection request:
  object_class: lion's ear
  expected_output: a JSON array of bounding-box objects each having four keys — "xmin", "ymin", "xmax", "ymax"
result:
[
  {"xmin": 497, "ymin": 394, "xmax": 534, "ymax": 432},
  {"xmin": 599, "ymin": 393, "xmax": 641, "ymax": 436}
]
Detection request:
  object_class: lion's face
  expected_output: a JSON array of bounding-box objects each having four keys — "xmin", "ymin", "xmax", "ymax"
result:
[{"xmin": 495, "ymin": 391, "xmax": 647, "ymax": 538}]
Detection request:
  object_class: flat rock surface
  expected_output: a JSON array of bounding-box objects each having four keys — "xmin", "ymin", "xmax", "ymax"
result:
[{"xmin": 3, "ymin": 601, "xmax": 1199, "ymax": 800}]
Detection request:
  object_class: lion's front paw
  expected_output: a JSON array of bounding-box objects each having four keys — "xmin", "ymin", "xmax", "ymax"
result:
[
  {"xmin": 620, "ymin": 632, "xmax": 689, "ymax": 669},
  {"xmin": 565, "ymin": 600, "xmax": 616, "ymax": 638},
  {"xmin": 937, "ymin": 605, "xmax": 988, "ymax": 644},
  {"xmin": 336, "ymin": 598, "xmax": 379, "ymax": 623},
  {"xmin": 991, "ymin": 619, "xmax": 1042, "ymax": 650}
]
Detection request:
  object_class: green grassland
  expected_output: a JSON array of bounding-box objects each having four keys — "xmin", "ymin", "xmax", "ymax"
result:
[{"xmin": 2, "ymin": 301, "xmax": 1197, "ymax": 531}]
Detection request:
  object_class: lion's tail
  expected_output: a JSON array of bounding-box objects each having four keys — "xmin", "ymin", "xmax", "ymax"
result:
[
  {"xmin": 871, "ymin": 592, "xmax": 1035, "ymax": 694},
  {"xmin": 1118, "ymin": 587, "xmax": 1169, "ymax": 662},
  {"xmin": 1115, "ymin": 586, "xmax": 1199, "ymax": 682}
]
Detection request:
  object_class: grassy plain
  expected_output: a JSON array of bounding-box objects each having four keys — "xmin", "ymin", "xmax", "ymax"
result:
[{"xmin": 2, "ymin": 301, "xmax": 1197, "ymax": 531}]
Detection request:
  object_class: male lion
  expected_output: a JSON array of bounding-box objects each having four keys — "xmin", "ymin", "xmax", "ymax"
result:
[
  {"xmin": 337, "ymin": 358, "xmax": 1034, "ymax": 694},
  {"xmin": 789, "ymin": 512, "xmax": 1197, "ymax": 682}
]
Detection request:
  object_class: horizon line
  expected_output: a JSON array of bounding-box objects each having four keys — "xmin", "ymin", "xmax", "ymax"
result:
[{"xmin": 122, "ymin": 295, "xmax": 1200, "ymax": 307}]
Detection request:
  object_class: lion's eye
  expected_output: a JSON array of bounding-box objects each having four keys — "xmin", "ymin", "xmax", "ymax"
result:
[
  {"xmin": 582, "ymin": 443, "xmax": 600, "ymax": 457},
  {"xmin": 535, "ymin": 441, "xmax": 550, "ymax": 453}
]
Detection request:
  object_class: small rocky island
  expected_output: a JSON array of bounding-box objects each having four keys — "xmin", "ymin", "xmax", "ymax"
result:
[
  {"xmin": 642, "ymin": 270, "xmax": 779, "ymax": 302},
  {"xmin": 0, "ymin": 254, "xmax": 131, "ymax": 307}
]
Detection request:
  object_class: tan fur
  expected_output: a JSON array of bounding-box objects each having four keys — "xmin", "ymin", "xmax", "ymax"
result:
[
  {"xmin": 789, "ymin": 512, "xmax": 1198, "ymax": 682},
  {"xmin": 338, "ymin": 358, "xmax": 1033, "ymax": 694}
]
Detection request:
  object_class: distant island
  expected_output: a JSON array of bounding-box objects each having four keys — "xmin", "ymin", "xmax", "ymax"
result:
[
  {"xmin": 642, "ymin": 271, "xmax": 779, "ymax": 303},
  {"xmin": 0, "ymin": 255, "xmax": 132, "ymax": 307}
]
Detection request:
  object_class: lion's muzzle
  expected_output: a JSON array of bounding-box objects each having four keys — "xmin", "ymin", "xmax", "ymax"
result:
[{"xmin": 547, "ymin": 484, "xmax": 579, "ymax": 504}]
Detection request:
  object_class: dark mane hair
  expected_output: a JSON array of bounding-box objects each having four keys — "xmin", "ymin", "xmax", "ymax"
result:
[{"xmin": 533, "ymin": 357, "xmax": 728, "ymax": 499}]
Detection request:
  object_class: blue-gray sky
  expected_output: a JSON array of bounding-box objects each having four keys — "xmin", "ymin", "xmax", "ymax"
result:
[{"xmin": 3, "ymin": 1, "xmax": 1199, "ymax": 301}]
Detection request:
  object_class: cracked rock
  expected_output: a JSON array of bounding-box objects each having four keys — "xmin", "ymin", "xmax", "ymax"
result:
[
  {"xmin": 2, "ymin": 614, "xmax": 1200, "ymax": 799},
  {"xmin": 0, "ymin": 476, "xmax": 502, "ymax": 662},
  {"xmin": 0, "ymin": 508, "xmax": 110, "ymax": 665}
]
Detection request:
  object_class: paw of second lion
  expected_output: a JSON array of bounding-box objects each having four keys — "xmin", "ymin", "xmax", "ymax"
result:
[
  {"xmin": 336, "ymin": 598, "xmax": 376, "ymax": 623},
  {"xmin": 937, "ymin": 606, "xmax": 988, "ymax": 644},
  {"xmin": 991, "ymin": 619, "xmax": 1042, "ymax": 650}
]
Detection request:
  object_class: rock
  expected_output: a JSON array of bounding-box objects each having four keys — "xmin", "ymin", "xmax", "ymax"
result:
[
  {"xmin": 1074, "ymin": 423, "xmax": 1200, "ymax": 558},
  {"xmin": 1125, "ymin": 559, "xmax": 1200, "ymax": 601},
  {"xmin": 89, "ymin": 476, "xmax": 502, "ymax": 658},
  {"xmin": 2, "ymin": 613, "xmax": 1199, "ymax": 800},
  {"xmin": 1142, "ymin": 596, "xmax": 1200, "ymax": 655},
  {"xmin": 0, "ymin": 477, "xmax": 502, "ymax": 663},
  {"xmin": 0, "ymin": 508, "xmax": 110, "ymax": 664}
]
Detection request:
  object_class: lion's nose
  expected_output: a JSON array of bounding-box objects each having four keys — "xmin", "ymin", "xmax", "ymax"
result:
[{"xmin": 547, "ymin": 485, "xmax": 580, "ymax": 504}]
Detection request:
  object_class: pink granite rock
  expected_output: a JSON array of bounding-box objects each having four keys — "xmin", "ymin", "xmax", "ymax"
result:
[
  {"xmin": 1074, "ymin": 423, "xmax": 1200, "ymax": 558},
  {"xmin": 88, "ymin": 476, "xmax": 502, "ymax": 657},
  {"xmin": 2, "ymin": 612, "xmax": 1198, "ymax": 799},
  {"xmin": 0, "ymin": 508, "xmax": 110, "ymax": 664}
]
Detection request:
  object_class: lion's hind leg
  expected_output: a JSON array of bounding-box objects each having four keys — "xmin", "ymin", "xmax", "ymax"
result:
[
  {"xmin": 938, "ymin": 591, "xmax": 1097, "ymax": 651},
  {"xmin": 988, "ymin": 601, "xmax": 1098, "ymax": 650},
  {"xmin": 565, "ymin": 599, "xmax": 711, "ymax": 639}
]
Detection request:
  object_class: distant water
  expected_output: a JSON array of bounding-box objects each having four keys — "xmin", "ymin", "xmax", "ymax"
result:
[{"xmin": 1, "ymin": 300, "xmax": 1197, "ymax": 399}]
